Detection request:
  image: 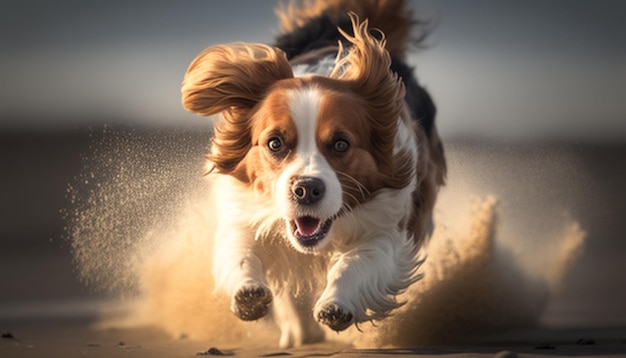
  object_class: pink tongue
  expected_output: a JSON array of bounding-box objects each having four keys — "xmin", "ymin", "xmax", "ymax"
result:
[{"xmin": 295, "ymin": 216, "xmax": 321, "ymax": 236}]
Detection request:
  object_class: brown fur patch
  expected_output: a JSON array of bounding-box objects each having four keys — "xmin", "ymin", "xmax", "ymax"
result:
[
  {"xmin": 331, "ymin": 15, "xmax": 412, "ymax": 191},
  {"xmin": 180, "ymin": 43, "xmax": 294, "ymax": 180},
  {"xmin": 246, "ymin": 85, "xmax": 300, "ymax": 194},
  {"xmin": 315, "ymin": 84, "xmax": 383, "ymax": 207}
]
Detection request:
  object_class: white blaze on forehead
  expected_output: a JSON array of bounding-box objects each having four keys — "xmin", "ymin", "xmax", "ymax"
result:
[
  {"xmin": 287, "ymin": 87, "xmax": 321, "ymax": 160},
  {"xmin": 276, "ymin": 86, "xmax": 342, "ymax": 221}
]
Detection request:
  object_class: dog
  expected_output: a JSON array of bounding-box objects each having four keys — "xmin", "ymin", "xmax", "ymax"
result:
[{"xmin": 181, "ymin": 0, "xmax": 446, "ymax": 348}]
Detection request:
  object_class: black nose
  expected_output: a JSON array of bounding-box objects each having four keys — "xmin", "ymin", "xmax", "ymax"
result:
[{"xmin": 291, "ymin": 177, "xmax": 325, "ymax": 205}]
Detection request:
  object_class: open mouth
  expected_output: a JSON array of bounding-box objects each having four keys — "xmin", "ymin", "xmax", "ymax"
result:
[{"xmin": 290, "ymin": 216, "xmax": 334, "ymax": 248}]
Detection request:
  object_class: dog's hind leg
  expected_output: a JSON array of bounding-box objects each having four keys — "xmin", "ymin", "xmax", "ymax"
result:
[{"xmin": 273, "ymin": 288, "xmax": 325, "ymax": 348}]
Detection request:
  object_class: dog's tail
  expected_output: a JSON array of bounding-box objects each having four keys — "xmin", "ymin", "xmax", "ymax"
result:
[{"xmin": 275, "ymin": 0, "xmax": 426, "ymax": 58}]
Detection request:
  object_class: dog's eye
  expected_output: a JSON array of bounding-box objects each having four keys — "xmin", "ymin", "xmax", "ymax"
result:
[
  {"xmin": 333, "ymin": 139, "xmax": 350, "ymax": 153},
  {"xmin": 267, "ymin": 137, "xmax": 283, "ymax": 152}
]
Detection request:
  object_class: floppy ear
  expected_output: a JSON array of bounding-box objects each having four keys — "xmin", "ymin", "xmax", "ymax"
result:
[
  {"xmin": 331, "ymin": 14, "xmax": 409, "ymax": 187},
  {"xmin": 181, "ymin": 43, "xmax": 293, "ymax": 116},
  {"xmin": 181, "ymin": 43, "xmax": 293, "ymax": 180}
]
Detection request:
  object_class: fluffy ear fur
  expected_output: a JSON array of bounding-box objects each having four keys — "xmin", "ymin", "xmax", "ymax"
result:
[
  {"xmin": 181, "ymin": 43, "xmax": 294, "ymax": 178},
  {"xmin": 331, "ymin": 14, "xmax": 411, "ymax": 189},
  {"xmin": 181, "ymin": 43, "xmax": 293, "ymax": 115}
]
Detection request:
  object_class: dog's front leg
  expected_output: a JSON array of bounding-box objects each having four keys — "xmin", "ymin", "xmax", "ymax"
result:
[
  {"xmin": 314, "ymin": 231, "xmax": 420, "ymax": 331},
  {"xmin": 212, "ymin": 223, "xmax": 272, "ymax": 321}
]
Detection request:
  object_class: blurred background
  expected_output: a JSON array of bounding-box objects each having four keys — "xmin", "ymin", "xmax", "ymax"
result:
[{"xmin": 1, "ymin": 0, "xmax": 624, "ymax": 329}]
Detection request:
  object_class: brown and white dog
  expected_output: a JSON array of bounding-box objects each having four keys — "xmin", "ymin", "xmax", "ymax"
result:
[{"xmin": 181, "ymin": 0, "xmax": 446, "ymax": 348}]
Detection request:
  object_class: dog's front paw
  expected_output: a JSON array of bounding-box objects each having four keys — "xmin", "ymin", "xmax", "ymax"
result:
[
  {"xmin": 232, "ymin": 283, "xmax": 273, "ymax": 321},
  {"xmin": 316, "ymin": 303, "xmax": 354, "ymax": 332}
]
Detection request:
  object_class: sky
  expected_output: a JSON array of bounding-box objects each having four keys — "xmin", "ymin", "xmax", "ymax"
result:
[{"xmin": 1, "ymin": 0, "xmax": 625, "ymax": 141}]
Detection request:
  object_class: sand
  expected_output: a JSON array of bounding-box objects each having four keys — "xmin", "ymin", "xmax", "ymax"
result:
[
  {"xmin": 2, "ymin": 129, "xmax": 626, "ymax": 357},
  {"xmin": 61, "ymin": 130, "xmax": 587, "ymax": 346},
  {"xmin": 2, "ymin": 313, "xmax": 626, "ymax": 357}
]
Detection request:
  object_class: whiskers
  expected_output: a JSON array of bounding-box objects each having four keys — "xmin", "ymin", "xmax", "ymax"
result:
[
  {"xmin": 336, "ymin": 170, "xmax": 370, "ymax": 206},
  {"xmin": 334, "ymin": 171, "xmax": 372, "ymax": 236}
]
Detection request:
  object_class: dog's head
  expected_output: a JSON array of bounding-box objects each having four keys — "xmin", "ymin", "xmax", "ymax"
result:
[{"xmin": 182, "ymin": 16, "xmax": 413, "ymax": 253}]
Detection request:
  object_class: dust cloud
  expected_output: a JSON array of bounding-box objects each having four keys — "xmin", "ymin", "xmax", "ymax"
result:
[{"xmin": 65, "ymin": 130, "xmax": 586, "ymax": 347}]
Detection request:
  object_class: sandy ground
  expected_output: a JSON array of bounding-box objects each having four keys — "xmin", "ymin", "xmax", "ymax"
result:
[{"xmin": 2, "ymin": 312, "xmax": 626, "ymax": 357}]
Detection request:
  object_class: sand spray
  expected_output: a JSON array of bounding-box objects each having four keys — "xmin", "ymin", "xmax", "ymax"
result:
[{"xmin": 65, "ymin": 129, "xmax": 586, "ymax": 346}]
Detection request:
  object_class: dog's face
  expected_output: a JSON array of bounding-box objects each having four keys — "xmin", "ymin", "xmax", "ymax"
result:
[
  {"xmin": 246, "ymin": 79, "xmax": 388, "ymax": 251},
  {"xmin": 181, "ymin": 20, "xmax": 414, "ymax": 253}
]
